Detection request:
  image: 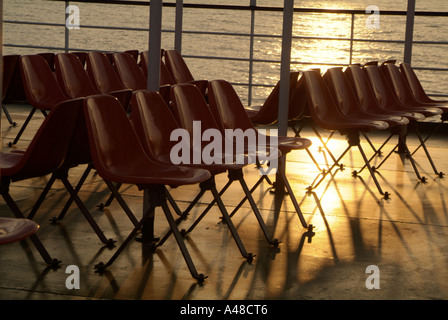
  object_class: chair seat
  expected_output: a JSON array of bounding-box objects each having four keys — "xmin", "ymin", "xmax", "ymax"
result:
[
  {"xmin": 103, "ymin": 162, "xmax": 210, "ymax": 189},
  {"xmin": 278, "ymin": 136, "xmax": 312, "ymax": 151},
  {"xmin": 0, "ymin": 153, "xmax": 24, "ymax": 175},
  {"xmin": 317, "ymin": 118, "xmax": 389, "ymax": 132},
  {"xmin": 0, "ymin": 218, "xmax": 39, "ymax": 245},
  {"xmin": 245, "ymin": 108, "xmax": 259, "ymax": 120}
]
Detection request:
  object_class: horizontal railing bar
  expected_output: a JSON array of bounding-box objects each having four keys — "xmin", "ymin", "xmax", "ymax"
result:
[
  {"xmin": 0, "ymin": 20, "xmax": 412, "ymax": 46},
  {"xmin": 6, "ymin": 42, "xmax": 448, "ymax": 72},
  {"xmin": 48, "ymin": 0, "xmax": 448, "ymax": 17},
  {"xmin": 6, "ymin": 20, "xmax": 448, "ymax": 46}
]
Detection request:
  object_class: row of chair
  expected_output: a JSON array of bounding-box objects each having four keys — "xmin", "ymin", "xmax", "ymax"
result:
[
  {"xmin": 1, "ymin": 48, "xmax": 206, "ymax": 134},
  {"xmin": 1, "ymin": 50, "xmax": 314, "ymax": 281},
  {"xmin": 298, "ymin": 62, "xmax": 447, "ymax": 198},
  {"xmin": 2, "ymin": 48, "xmax": 446, "ymax": 280}
]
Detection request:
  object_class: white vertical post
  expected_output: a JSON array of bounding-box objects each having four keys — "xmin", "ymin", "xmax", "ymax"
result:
[
  {"xmin": 65, "ymin": 1, "xmax": 69, "ymax": 52},
  {"xmin": 147, "ymin": 0, "xmax": 163, "ymax": 91},
  {"xmin": 277, "ymin": 0, "xmax": 294, "ymax": 138},
  {"xmin": 248, "ymin": 0, "xmax": 257, "ymax": 106},
  {"xmin": 404, "ymin": 0, "xmax": 416, "ymax": 64},
  {"xmin": 275, "ymin": 0, "xmax": 294, "ymax": 190},
  {"xmin": 174, "ymin": 0, "xmax": 183, "ymax": 53},
  {"xmin": 144, "ymin": 0, "xmax": 164, "ymax": 239}
]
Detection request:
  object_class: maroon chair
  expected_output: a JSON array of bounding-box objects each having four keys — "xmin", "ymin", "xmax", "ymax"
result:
[
  {"xmin": 71, "ymin": 52, "xmax": 87, "ymax": 67},
  {"xmin": 323, "ymin": 67, "xmax": 431, "ymax": 182},
  {"xmin": 131, "ymin": 89, "xmax": 278, "ymax": 249},
  {"xmin": 245, "ymin": 72, "xmax": 300, "ymax": 125},
  {"xmin": 0, "ymin": 218, "xmax": 39, "ymax": 245},
  {"xmin": 345, "ymin": 64, "xmax": 429, "ymax": 181},
  {"xmin": 83, "ymin": 94, "xmax": 211, "ymax": 282},
  {"xmin": 113, "ymin": 52, "xmax": 147, "ymax": 91},
  {"xmin": 138, "ymin": 50, "xmax": 172, "ymax": 103},
  {"xmin": 302, "ymin": 70, "xmax": 391, "ymax": 198},
  {"xmin": 55, "ymin": 53, "xmax": 131, "ymax": 111},
  {"xmin": 85, "ymin": 51, "xmax": 132, "ymax": 111},
  {"xmin": 207, "ymin": 80, "xmax": 312, "ymax": 228},
  {"xmin": 363, "ymin": 64, "xmax": 442, "ymax": 119},
  {"xmin": 380, "ymin": 62, "xmax": 445, "ymax": 177},
  {"xmin": 2, "ymin": 54, "xmax": 20, "ymax": 126},
  {"xmin": 380, "ymin": 62, "xmax": 447, "ymax": 115},
  {"xmin": 164, "ymin": 50, "xmax": 208, "ymax": 97},
  {"xmin": 37, "ymin": 52, "xmax": 56, "ymax": 71},
  {"xmin": 9, "ymin": 55, "xmax": 70, "ymax": 147},
  {"xmin": 400, "ymin": 62, "xmax": 448, "ymax": 107},
  {"xmin": 0, "ymin": 98, "xmax": 82, "ymax": 266}
]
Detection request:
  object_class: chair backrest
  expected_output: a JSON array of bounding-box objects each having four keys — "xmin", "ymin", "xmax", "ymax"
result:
[
  {"xmin": 170, "ymin": 83, "xmax": 221, "ymax": 135},
  {"xmin": 249, "ymin": 72, "xmax": 300, "ymax": 125},
  {"xmin": 83, "ymin": 94, "xmax": 150, "ymax": 181},
  {"xmin": 86, "ymin": 51, "xmax": 125, "ymax": 94},
  {"xmin": 164, "ymin": 50, "xmax": 195, "ymax": 84},
  {"xmin": 208, "ymin": 80, "xmax": 258, "ymax": 133},
  {"xmin": 302, "ymin": 70, "xmax": 347, "ymax": 126},
  {"xmin": 130, "ymin": 90, "xmax": 180, "ymax": 163},
  {"xmin": 124, "ymin": 50, "xmax": 139, "ymax": 62},
  {"xmin": 55, "ymin": 53, "xmax": 98, "ymax": 99},
  {"xmin": 380, "ymin": 62, "xmax": 417, "ymax": 106},
  {"xmin": 113, "ymin": 52, "xmax": 147, "ymax": 91},
  {"xmin": 20, "ymin": 55, "xmax": 69, "ymax": 109},
  {"xmin": 72, "ymin": 52, "xmax": 87, "ymax": 66},
  {"xmin": 345, "ymin": 64, "xmax": 383, "ymax": 113},
  {"xmin": 323, "ymin": 67, "xmax": 365, "ymax": 116},
  {"xmin": 399, "ymin": 62, "xmax": 432, "ymax": 103},
  {"xmin": 2, "ymin": 55, "xmax": 20, "ymax": 101},
  {"xmin": 139, "ymin": 50, "xmax": 175, "ymax": 86},
  {"xmin": 37, "ymin": 53, "xmax": 56, "ymax": 71},
  {"xmin": 4, "ymin": 98, "xmax": 82, "ymax": 181},
  {"xmin": 362, "ymin": 65, "xmax": 403, "ymax": 110}
]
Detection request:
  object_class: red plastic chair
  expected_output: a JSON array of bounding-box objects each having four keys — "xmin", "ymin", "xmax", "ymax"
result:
[
  {"xmin": 83, "ymin": 94, "xmax": 211, "ymax": 282},
  {"xmin": 345, "ymin": 64, "xmax": 429, "ymax": 181},
  {"xmin": 324, "ymin": 67, "xmax": 405, "ymax": 163},
  {"xmin": 204, "ymin": 80, "xmax": 313, "ymax": 229},
  {"xmin": 113, "ymin": 52, "xmax": 147, "ymax": 91},
  {"xmin": 380, "ymin": 62, "xmax": 445, "ymax": 177},
  {"xmin": 131, "ymin": 89, "xmax": 278, "ymax": 250},
  {"xmin": 9, "ymin": 55, "xmax": 70, "ymax": 147},
  {"xmin": 325, "ymin": 66, "xmax": 432, "ymax": 182},
  {"xmin": 37, "ymin": 52, "xmax": 56, "ymax": 71},
  {"xmin": 245, "ymin": 72, "xmax": 300, "ymax": 125},
  {"xmin": 0, "ymin": 98, "xmax": 82, "ymax": 266},
  {"xmin": 138, "ymin": 50, "xmax": 172, "ymax": 103},
  {"xmin": 164, "ymin": 50, "xmax": 208, "ymax": 96},
  {"xmin": 363, "ymin": 64, "xmax": 442, "ymax": 119},
  {"xmin": 23, "ymin": 101, "xmax": 119, "ymax": 247},
  {"xmin": 0, "ymin": 218, "xmax": 39, "ymax": 245},
  {"xmin": 124, "ymin": 49, "xmax": 139, "ymax": 62},
  {"xmin": 138, "ymin": 50, "xmax": 172, "ymax": 83},
  {"xmin": 324, "ymin": 67, "xmax": 409, "ymax": 127},
  {"xmin": 54, "ymin": 53, "xmax": 97, "ymax": 98},
  {"xmin": 302, "ymin": 70, "xmax": 391, "ymax": 198},
  {"xmin": 2, "ymin": 54, "xmax": 20, "ymax": 126},
  {"xmin": 400, "ymin": 62, "xmax": 448, "ymax": 107},
  {"xmin": 55, "ymin": 53, "xmax": 131, "ymax": 111},
  {"xmin": 85, "ymin": 51, "xmax": 132, "ymax": 111},
  {"xmin": 71, "ymin": 52, "xmax": 87, "ymax": 67},
  {"xmin": 380, "ymin": 62, "xmax": 447, "ymax": 114}
]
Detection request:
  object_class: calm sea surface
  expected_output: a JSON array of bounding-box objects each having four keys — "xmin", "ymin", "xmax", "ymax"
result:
[{"xmin": 3, "ymin": 0, "xmax": 448, "ymax": 104}]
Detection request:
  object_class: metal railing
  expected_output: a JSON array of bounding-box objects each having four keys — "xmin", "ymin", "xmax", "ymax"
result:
[{"xmin": 4, "ymin": 0, "xmax": 448, "ymax": 104}]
